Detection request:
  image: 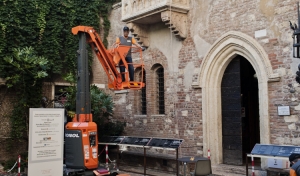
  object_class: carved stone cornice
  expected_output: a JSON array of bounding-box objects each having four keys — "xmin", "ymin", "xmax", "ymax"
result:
[
  {"xmin": 122, "ymin": 0, "xmax": 189, "ymax": 42},
  {"xmin": 161, "ymin": 10, "xmax": 187, "ymax": 39},
  {"xmin": 112, "ymin": 2, "xmax": 122, "ymax": 9},
  {"xmin": 127, "ymin": 23, "xmax": 149, "ymax": 47},
  {"xmin": 122, "ymin": 0, "xmax": 189, "ymax": 22}
]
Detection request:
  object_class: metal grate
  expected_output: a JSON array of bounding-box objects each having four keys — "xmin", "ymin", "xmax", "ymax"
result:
[
  {"xmin": 54, "ymin": 86, "xmax": 69, "ymax": 108},
  {"xmin": 156, "ymin": 67, "xmax": 165, "ymax": 114},
  {"xmin": 141, "ymin": 70, "xmax": 147, "ymax": 114}
]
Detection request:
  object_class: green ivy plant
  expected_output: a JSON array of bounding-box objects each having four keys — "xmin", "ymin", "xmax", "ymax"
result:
[
  {"xmin": 0, "ymin": 47, "xmax": 50, "ymax": 141},
  {"xmin": 0, "ymin": 0, "xmax": 120, "ymax": 155},
  {"xmin": 0, "ymin": 0, "xmax": 119, "ymax": 76},
  {"xmin": 2, "ymin": 47, "xmax": 49, "ymax": 88}
]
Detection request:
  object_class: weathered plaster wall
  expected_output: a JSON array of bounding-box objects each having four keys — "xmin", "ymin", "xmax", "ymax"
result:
[{"xmin": 148, "ymin": 22, "xmax": 182, "ymax": 73}]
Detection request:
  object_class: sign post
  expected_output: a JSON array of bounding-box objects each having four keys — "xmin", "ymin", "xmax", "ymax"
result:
[{"xmin": 28, "ymin": 108, "xmax": 64, "ymax": 176}]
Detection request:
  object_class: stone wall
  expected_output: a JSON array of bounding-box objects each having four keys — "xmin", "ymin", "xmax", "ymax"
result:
[
  {"xmin": 0, "ymin": 0, "xmax": 298, "ymax": 170},
  {"xmin": 188, "ymin": 0, "xmax": 300, "ymax": 163},
  {"xmin": 106, "ymin": 3, "xmax": 204, "ymax": 158},
  {"xmin": 0, "ymin": 0, "xmax": 297, "ymax": 172},
  {"xmin": 0, "ymin": 85, "xmax": 27, "ymax": 162},
  {"xmin": 103, "ymin": 0, "xmax": 300, "ymax": 166}
]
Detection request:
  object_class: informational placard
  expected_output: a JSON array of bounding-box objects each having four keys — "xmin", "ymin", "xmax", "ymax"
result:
[
  {"xmin": 99, "ymin": 136, "xmax": 125, "ymax": 144},
  {"xmin": 147, "ymin": 138, "xmax": 183, "ymax": 148},
  {"xmin": 28, "ymin": 108, "xmax": 64, "ymax": 176},
  {"xmin": 99, "ymin": 136, "xmax": 184, "ymax": 149},
  {"xmin": 120, "ymin": 137, "xmax": 151, "ymax": 146},
  {"xmin": 251, "ymin": 144, "xmax": 300, "ymax": 157},
  {"xmin": 278, "ymin": 106, "xmax": 290, "ymax": 116}
]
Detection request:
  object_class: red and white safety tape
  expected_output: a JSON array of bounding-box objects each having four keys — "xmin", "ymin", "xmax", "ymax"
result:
[
  {"xmin": 6, "ymin": 155, "xmax": 21, "ymax": 176},
  {"xmin": 251, "ymin": 155, "xmax": 255, "ymax": 176},
  {"xmin": 18, "ymin": 155, "xmax": 21, "ymax": 176},
  {"xmin": 105, "ymin": 145, "xmax": 108, "ymax": 165}
]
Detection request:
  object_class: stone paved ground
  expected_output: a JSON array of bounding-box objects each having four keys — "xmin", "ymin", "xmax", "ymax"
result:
[
  {"xmin": 117, "ymin": 166, "xmax": 220, "ymax": 176},
  {"xmin": 0, "ymin": 171, "xmax": 26, "ymax": 176},
  {"xmin": 117, "ymin": 168, "xmax": 176, "ymax": 176},
  {"xmin": 0, "ymin": 163, "xmax": 269, "ymax": 176}
]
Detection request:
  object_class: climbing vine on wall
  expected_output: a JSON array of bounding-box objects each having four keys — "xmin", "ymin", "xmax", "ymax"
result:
[
  {"xmin": 0, "ymin": 0, "xmax": 119, "ymax": 147},
  {"xmin": 0, "ymin": 0, "xmax": 119, "ymax": 76},
  {"xmin": 0, "ymin": 47, "xmax": 50, "ymax": 143}
]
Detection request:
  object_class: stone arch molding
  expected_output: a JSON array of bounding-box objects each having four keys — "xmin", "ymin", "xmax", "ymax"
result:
[
  {"xmin": 195, "ymin": 31, "xmax": 280, "ymax": 165},
  {"xmin": 198, "ymin": 31, "xmax": 280, "ymax": 86}
]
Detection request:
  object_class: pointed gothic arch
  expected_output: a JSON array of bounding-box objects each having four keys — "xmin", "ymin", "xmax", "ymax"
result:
[{"xmin": 195, "ymin": 31, "xmax": 280, "ymax": 164}]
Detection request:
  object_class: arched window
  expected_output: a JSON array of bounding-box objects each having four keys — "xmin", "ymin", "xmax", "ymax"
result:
[
  {"xmin": 134, "ymin": 68, "xmax": 147, "ymax": 115},
  {"xmin": 140, "ymin": 69, "xmax": 147, "ymax": 114},
  {"xmin": 156, "ymin": 66, "xmax": 164, "ymax": 114}
]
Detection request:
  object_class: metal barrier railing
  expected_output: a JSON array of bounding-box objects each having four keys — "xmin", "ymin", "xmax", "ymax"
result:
[{"xmin": 98, "ymin": 136, "xmax": 184, "ymax": 176}]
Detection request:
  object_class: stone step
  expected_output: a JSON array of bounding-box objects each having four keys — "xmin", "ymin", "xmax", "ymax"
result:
[
  {"xmin": 117, "ymin": 163, "xmax": 176, "ymax": 176},
  {"xmin": 212, "ymin": 164, "xmax": 267, "ymax": 176}
]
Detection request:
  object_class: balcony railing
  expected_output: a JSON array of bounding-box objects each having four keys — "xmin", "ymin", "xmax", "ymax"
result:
[{"xmin": 122, "ymin": 0, "xmax": 189, "ymax": 22}]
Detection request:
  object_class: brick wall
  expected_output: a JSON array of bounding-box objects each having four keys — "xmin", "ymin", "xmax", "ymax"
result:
[
  {"xmin": 106, "ymin": 5, "xmax": 204, "ymax": 157},
  {"xmin": 102, "ymin": 0, "xmax": 300, "ymax": 163},
  {"xmin": 0, "ymin": 0, "xmax": 298, "ymax": 170}
]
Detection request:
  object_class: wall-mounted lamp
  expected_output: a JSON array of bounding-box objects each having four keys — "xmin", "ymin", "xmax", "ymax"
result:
[
  {"xmin": 291, "ymin": 2, "xmax": 300, "ymax": 58},
  {"xmin": 291, "ymin": 2, "xmax": 300, "ymax": 84}
]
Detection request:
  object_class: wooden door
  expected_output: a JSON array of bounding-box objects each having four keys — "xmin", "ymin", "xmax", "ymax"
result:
[{"xmin": 221, "ymin": 57, "xmax": 243, "ymax": 165}]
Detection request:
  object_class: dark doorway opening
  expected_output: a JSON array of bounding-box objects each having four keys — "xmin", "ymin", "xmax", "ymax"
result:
[
  {"xmin": 240, "ymin": 57, "xmax": 260, "ymax": 163},
  {"xmin": 221, "ymin": 56, "xmax": 260, "ymax": 165}
]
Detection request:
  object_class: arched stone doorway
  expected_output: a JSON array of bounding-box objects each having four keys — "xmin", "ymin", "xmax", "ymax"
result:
[{"xmin": 195, "ymin": 31, "xmax": 280, "ymax": 164}]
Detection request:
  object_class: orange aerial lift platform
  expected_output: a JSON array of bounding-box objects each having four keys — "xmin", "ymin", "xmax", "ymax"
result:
[{"xmin": 63, "ymin": 26, "xmax": 145, "ymax": 176}]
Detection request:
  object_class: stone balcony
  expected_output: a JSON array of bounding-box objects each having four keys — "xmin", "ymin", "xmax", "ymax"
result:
[
  {"xmin": 122, "ymin": 0, "xmax": 189, "ymax": 23},
  {"xmin": 121, "ymin": 0, "xmax": 190, "ymax": 46}
]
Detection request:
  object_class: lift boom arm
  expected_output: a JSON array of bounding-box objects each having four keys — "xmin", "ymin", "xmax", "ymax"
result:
[{"xmin": 72, "ymin": 26, "xmax": 144, "ymax": 90}]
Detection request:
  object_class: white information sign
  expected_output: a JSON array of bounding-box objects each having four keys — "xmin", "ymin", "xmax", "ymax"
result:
[
  {"xmin": 277, "ymin": 106, "xmax": 290, "ymax": 116},
  {"xmin": 28, "ymin": 108, "xmax": 64, "ymax": 176}
]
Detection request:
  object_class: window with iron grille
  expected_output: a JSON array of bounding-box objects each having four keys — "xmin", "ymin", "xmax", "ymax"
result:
[
  {"xmin": 156, "ymin": 67, "xmax": 165, "ymax": 114},
  {"xmin": 54, "ymin": 85, "xmax": 69, "ymax": 108},
  {"xmin": 141, "ymin": 70, "xmax": 147, "ymax": 114}
]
